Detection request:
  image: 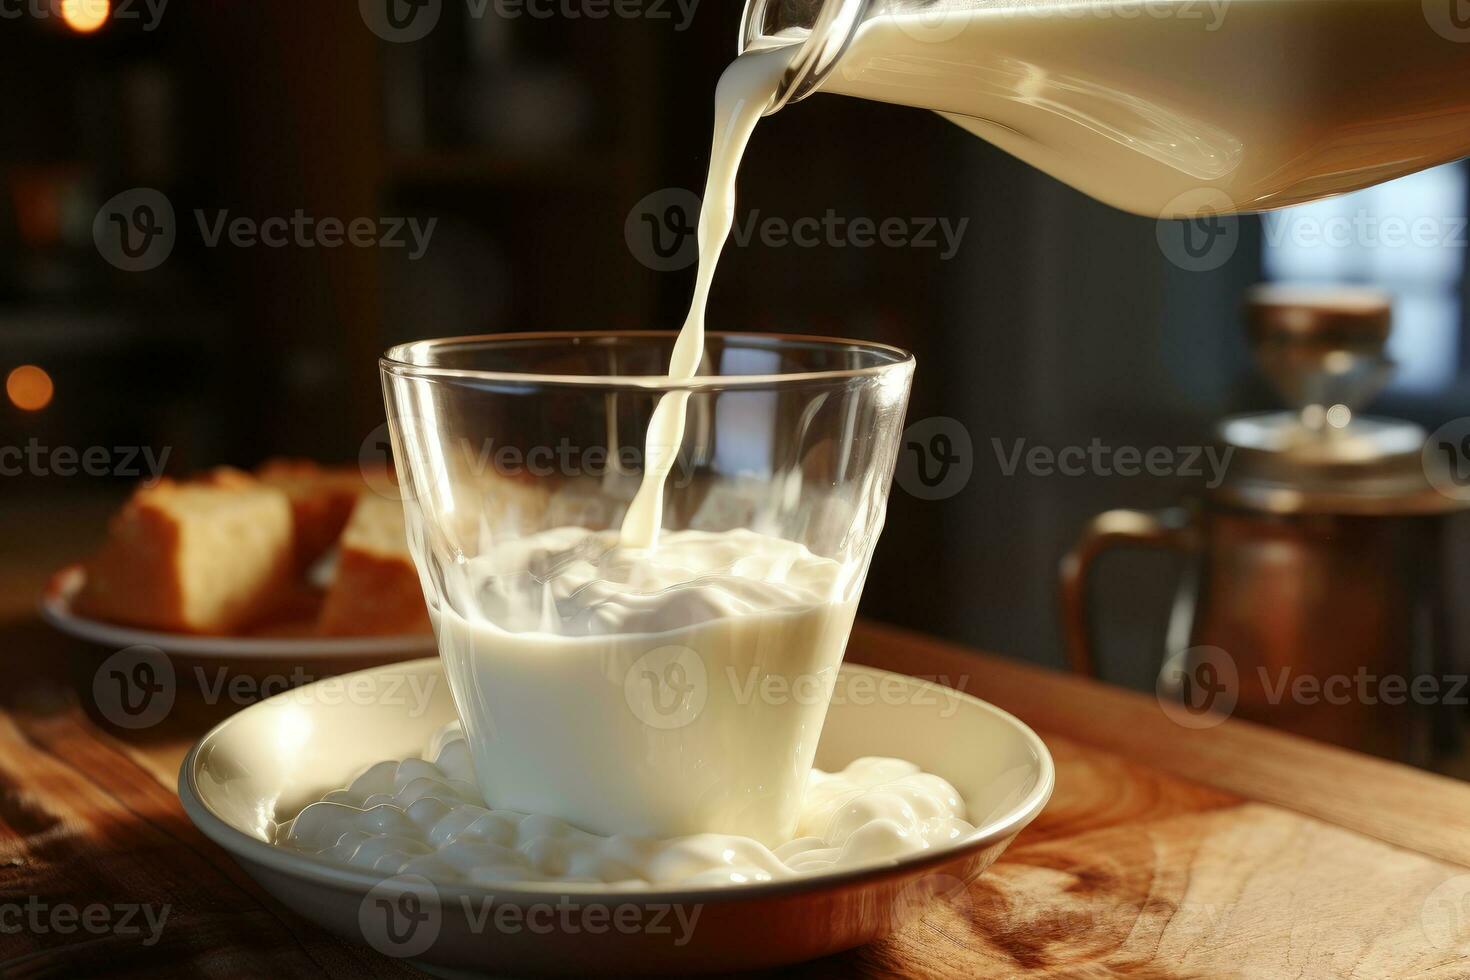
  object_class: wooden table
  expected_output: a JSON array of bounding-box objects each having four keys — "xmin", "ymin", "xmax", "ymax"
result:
[{"xmin": 4, "ymin": 573, "xmax": 1470, "ymax": 977}]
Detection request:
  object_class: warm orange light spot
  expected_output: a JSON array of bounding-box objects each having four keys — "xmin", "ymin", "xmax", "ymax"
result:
[
  {"xmin": 7, "ymin": 366, "xmax": 54, "ymax": 412},
  {"xmin": 60, "ymin": 0, "xmax": 109, "ymax": 33}
]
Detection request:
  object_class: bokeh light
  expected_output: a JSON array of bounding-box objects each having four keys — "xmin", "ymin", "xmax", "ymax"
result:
[
  {"xmin": 7, "ymin": 366, "xmax": 55, "ymax": 412},
  {"xmin": 59, "ymin": 0, "xmax": 110, "ymax": 33}
]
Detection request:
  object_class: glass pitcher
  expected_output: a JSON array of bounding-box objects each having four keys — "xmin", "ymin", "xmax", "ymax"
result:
[{"xmin": 740, "ymin": 0, "xmax": 1470, "ymax": 216}]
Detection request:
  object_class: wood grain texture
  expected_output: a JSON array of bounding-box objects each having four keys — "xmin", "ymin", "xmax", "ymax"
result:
[
  {"xmin": 0, "ymin": 654, "xmax": 422, "ymax": 978},
  {"xmin": 809, "ymin": 724, "xmax": 1470, "ymax": 979},
  {"xmin": 848, "ymin": 619, "xmax": 1470, "ymax": 870},
  {"xmin": 1, "ymin": 606, "xmax": 1469, "ymax": 977}
]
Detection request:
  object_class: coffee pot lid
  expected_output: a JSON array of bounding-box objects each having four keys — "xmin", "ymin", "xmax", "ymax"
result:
[{"xmin": 1213, "ymin": 285, "xmax": 1460, "ymax": 515}]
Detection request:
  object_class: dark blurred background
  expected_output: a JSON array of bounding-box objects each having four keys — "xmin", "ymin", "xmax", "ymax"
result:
[{"xmin": 3, "ymin": 2, "xmax": 1468, "ymax": 697}]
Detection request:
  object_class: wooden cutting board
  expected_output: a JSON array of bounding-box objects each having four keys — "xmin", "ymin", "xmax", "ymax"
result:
[{"xmin": 2, "ymin": 608, "xmax": 1469, "ymax": 978}]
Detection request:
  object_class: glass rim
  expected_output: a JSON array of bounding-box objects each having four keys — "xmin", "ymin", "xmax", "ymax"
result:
[{"xmin": 380, "ymin": 330, "xmax": 916, "ymax": 391}]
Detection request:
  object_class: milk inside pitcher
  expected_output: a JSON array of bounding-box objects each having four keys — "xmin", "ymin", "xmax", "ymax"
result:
[{"xmin": 740, "ymin": 0, "xmax": 1470, "ymax": 217}]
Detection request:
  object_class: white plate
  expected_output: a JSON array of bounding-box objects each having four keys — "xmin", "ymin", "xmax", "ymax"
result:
[
  {"xmin": 40, "ymin": 565, "xmax": 437, "ymax": 660},
  {"xmin": 179, "ymin": 658, "xmax": 1054, "ymax": 975}
]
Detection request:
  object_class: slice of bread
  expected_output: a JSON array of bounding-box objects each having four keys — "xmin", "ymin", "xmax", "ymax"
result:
[
  {"xmin": 256, "ymin": 459, "xmax": 374, "ymax": 568},
  {"xmin": 76, "ymin": 468, "xmax": 294, "ymax": 634},
  {"xmin": 317, "ymin": 493, "xmax": 432, "ymax": 637}
]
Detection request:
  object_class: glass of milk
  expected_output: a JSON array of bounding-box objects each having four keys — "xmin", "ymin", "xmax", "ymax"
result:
[{"xmin": 380, "ymin": 332, "xmax": 914, "ymax": 845}]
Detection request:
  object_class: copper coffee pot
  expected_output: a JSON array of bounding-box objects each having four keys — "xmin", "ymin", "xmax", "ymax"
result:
[{"xmin": 1060, "ymin": 285, "xmax": 1467, "ymax": 763}]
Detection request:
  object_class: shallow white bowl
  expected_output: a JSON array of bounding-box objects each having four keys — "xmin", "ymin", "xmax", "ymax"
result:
[{"xmin": 178, "ymin": 658, "xmax": 1053, "ymax": 975}]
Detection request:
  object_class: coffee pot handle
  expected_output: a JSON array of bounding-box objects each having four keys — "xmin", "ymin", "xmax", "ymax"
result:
[{"xmin": 1059, "ymin": 507, "xmax": 1198, "ymax": 677}]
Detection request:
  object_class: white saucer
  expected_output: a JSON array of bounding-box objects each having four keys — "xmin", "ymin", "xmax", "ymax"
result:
[
  {"xmin": 41, "ymin": 565, "xmax": 437, "ymax": 660},
  {"xmin": 179, "ymin": 658, "xmax": 1053, "ymax": 975}
]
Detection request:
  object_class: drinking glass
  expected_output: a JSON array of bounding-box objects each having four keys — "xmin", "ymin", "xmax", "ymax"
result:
[{"xmin": 380, "ymin": 332, "xmax": 914, "ymax": 844}]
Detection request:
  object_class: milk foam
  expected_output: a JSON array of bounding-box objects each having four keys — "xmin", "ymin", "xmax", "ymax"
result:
[
  {"xmin": 278, "ymin": 722, "xmax": 975, "ymax": 889},
  {"xmin": 453, "ymin": 526, "xmax": 849, "ymax": 637},
  {"xmin": 437, "ymin": 527, "xmax": 861, "ymax": 846}
]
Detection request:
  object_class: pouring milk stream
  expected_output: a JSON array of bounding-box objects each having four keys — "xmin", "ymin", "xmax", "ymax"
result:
[{"xmin": 426, "ymin": 44, "xmax": 845, "ymax": 846}]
